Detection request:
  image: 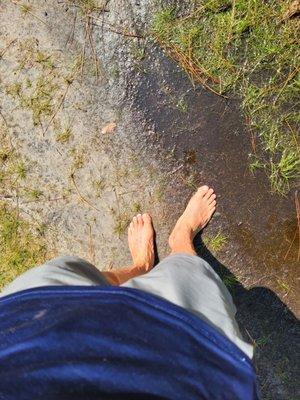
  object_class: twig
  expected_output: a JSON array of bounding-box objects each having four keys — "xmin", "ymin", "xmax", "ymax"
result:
[
  {"xmin": 155, "ymin": 36, "xmax": 228, "ymax": 98},
  {"xmin": 113, "ymin": 187, "xmax": 121, "ymax": 215},
  {"xmin": 90, "ymin": 16, "xmax": 144, "ymax": 38},
  {"xmin": 88, "ymin": 223, "xmax": 96, "ymax": 264},
  {"xmin": 23, "ymin": 196, "xmax": 68, "ymax": 204},
  {"xmin": 296, "ymin": 191, "xmax": 300, "ymax": 261},
  {"xmin": 0, "ymin": 38, "xmax": 17, "ymax": 58},
  {"xmin": 244, "ymin": 328, "xmax": 256, "ymax": 345},
  {"xmin": 283, "ymin": 191, "xmax": 300, "ymax": 261},
  {"xmin": 179, "ymin": 5, "xmax": 205, "ymax": 22},
  {"xmin": 70, "ymin": 173, "xmax": 102, "ymax": 213},
  {"xmin": 65, "ymin": 10, "xmax": 77, "ymax": 47},
  {"xmin": 168, "ymin": 164, "xmax": 184, "ymax": 175},
  {"xmin": 80, "ymin": 18, "xmax": 89, "ymax": 80},
  {"xmin": 251, "ymin": 271, "xmax": 283, "ymax": 286},
  {"xmin": 273, "ymin": 65, "xmax": 300, "ymax": 105},
  {"xmin": 246, "ymin": 116, "xmax": 257, "ymax": 153},
  {"xmin": 11, "ymin": 1, "xmax": 49, "ymax": 26},
  {"xmin": 87, "ymin": 16, "xmax": 100, "ymax": 81},
  {"xmin": 43, "ymin": 83, "xmax": 70, "ymax": 135},
  {"xmin": 0, "ymin": 108, "xmax": 9, "ymax": 127}
]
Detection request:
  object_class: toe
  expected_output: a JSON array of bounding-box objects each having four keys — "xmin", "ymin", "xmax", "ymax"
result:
[
  {"xmin": 197, "ymin": 185, "xmax": 209, "ymax": 196},
  {"xmin": 210, "ymin": 200, "xmax": 217, "ymax": 207},
  {"xmin": 132, "ymin": 216, "xmax": 138, "ymax": 227},
  {"xmin": 204, "ymin": 188, "xmax": 214, "ymax": 199},
  {"xmin": 142, "ymin": 213, "xmax": 152, "ymax": 225},
  {"xmin": 136, "ymin": 214, "xmax": 143, "ymax": 227},
  {"xmin": 209, "ymin": 193, "xmax": 217, "ymax": 203}
]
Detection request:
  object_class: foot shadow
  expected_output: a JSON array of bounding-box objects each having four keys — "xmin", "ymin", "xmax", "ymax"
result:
[{"xmin": 194, "ymin": 233, "xmax": 299, "ymax": 400}]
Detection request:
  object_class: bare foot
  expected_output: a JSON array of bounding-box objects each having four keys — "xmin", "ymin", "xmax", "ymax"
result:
[
  {"xmin": 128, "ymin": 213, "xmax": 155, "ymax": 272},
  {"xmin": 169, "ymin": 185, "xmax": 216, "ymax": 254}
]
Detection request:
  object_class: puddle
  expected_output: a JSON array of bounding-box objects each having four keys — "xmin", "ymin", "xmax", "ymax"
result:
[{"xmin": 131, "ymin": 45, "xmax": 299, "ymax": 311}]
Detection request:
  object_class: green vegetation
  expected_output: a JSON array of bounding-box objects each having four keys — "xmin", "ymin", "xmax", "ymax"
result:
[
  {"xmin": 0, "ymin": 203, "xmax": 47, "ymax": 289},
  {"xmin": 70, "ymin": 148, "xmax": 85, "ymax": 170},
  {"xmin": 176, "ymin": 97, "xmax": 188, "ymax": 113},
  {"xmin": 276, "ymin": 278, "xmax": 291, "ymax": 293},
  {"xmin": 24, "ymin": 188, "xmax": 43, "ymax": 200},
  {"xmin": 5, "ymin": 40, "xmax": 61, "ymax": 127},
  {"xmin": 92, "ymin": 178, "xmax": 106, "ymax": 197},
  {"xmin": 0, "ymin": 127, "xmax": 48, "ymax": 289},
  {"xmin": 222, "ymin": 274, "xmax": 239, "ymax": 289},
  {"xmin": 55, "ymin": 127, "xmax": 73, "ymax": 143},
  {"xmin": 132, "ymin": 202, "xmax": 142, "ymax": 213},
  {"xmin": 203, "ymin": 230, "xmax": 228, "ymax": 252},
  {"xmin": 153, "ymin": 0, "xmax": 300, "ymax": 194},
  {"xmin": 113, "ymin": 213, "xmax": 131, "ymax": 236},
  {"xmin": 70, "ymin": 0, "xmax": 104, "ymax": 14},
  {"xmin": 255, "ymin": 335, "xmax": 270, "ymax": 348}
]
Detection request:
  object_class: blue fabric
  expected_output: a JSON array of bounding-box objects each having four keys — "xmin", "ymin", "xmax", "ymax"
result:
[{"xmin": 0, "ymin": 286, "xmax": 260, "ymax": 400}]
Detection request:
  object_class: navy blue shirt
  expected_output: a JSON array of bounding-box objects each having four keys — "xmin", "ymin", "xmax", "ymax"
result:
[{"xmin": 0, "ymin": 286, "xmax": 260, "ymax": 399}]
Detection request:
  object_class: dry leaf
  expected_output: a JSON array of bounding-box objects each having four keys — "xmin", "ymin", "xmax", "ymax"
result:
[{"xmin": 101, "ymin": 121, "xmax": 117, "ymax": 134}]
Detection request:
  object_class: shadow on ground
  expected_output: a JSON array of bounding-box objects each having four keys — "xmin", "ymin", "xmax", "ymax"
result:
[{"xmin": 192, "ymin": 233, "xmax": 299, "ymax": 400}]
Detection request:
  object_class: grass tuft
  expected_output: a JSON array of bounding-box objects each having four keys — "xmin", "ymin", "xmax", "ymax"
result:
[
  {"xmin": 55, "ymin": 127, "xmax": 73, "ymax": 143},
  {"xmin": 0, "ymin": 203, "xmax": 47, "ymax": 289},
  {"xmin": 203, "ymin": 230, "xmax": 228, "ymax": 252}
]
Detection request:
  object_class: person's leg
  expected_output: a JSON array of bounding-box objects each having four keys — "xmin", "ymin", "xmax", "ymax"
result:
[
  {"xmin": 1, "ymin": 255, "xmax": 109, "ymax": 297},
  {"xmin": 123, "ymin": 186, "xmax": 253, "ymax": 358},
  {"xmin": 102, "ymin": 213, "xmax": 155, "ymax": 284}
]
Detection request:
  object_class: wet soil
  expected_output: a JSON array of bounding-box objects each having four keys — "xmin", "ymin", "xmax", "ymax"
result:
[{"xmin": 131, "ymin": 45, "xmax": 299, "ymax": 313}]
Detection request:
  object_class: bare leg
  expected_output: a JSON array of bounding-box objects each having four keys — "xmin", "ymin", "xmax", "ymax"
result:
[
  {"xmin": 102, "ymin": 213, "xmax": 155, "ymax": 285},
  {"xmin": 168, "ymin": 185, "xmax": 217, "ymax": 255}
]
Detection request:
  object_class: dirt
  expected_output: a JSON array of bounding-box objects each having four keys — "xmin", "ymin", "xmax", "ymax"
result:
[{"xmin": 0, "ymin": 1, "xmax": 299, "ymax": 399}]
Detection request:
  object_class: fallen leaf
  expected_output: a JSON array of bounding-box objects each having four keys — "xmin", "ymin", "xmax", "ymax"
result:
[{"xmin": 101, "ymin": 121, "xmax": 117, "ymax": 134}]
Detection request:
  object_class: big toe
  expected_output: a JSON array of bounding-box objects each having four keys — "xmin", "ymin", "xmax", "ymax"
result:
[
  {"xmin": 136, "ymin": 214, "xmax": 143, "ymax": 227},
  {"xmin": 142, "ymin": 213, "xmax": 152, "ymax": 225},
  {"xmin": 197, "ymin": 185, "xmax": 209, "ymax": 196}
]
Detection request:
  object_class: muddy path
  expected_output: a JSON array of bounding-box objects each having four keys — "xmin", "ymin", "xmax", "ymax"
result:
[
  {"xmin": 0, "ymin": 1, "xmax": 299, "ymax": 398},
  {"xmin": 131, "ymin": 45, "xmax": 299, "ymax": 312}
]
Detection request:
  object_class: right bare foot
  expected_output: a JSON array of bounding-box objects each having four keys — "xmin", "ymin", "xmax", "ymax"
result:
[{"xmin": 169, "ymin": 185, "xmax": 216, "ymax": 254}]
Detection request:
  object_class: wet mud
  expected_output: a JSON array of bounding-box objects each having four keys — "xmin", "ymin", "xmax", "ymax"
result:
[{"xmin": 131, "ymin": 45, "xmax": 299, "ymax": 312}]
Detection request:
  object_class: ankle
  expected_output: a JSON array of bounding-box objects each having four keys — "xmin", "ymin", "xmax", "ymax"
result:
[{"xmin": 168, "ymin": 222, "xmax": 195, "ymax": 254}]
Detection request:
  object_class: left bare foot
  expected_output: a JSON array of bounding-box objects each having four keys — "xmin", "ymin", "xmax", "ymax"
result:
[{"xmin": 128, "ymin": 213, "xmax": 155, "ymax": 272}]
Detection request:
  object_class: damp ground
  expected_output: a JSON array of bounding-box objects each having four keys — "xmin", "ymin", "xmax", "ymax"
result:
[{"xmin": 0, "ymin": 1, "xmax": 299, "ymax": 399}]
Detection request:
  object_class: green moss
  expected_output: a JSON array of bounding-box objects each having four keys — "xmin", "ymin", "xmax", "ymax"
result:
[{"xmin": 153, "ymin": 0, "xmax": 300, "ymax": 194}]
